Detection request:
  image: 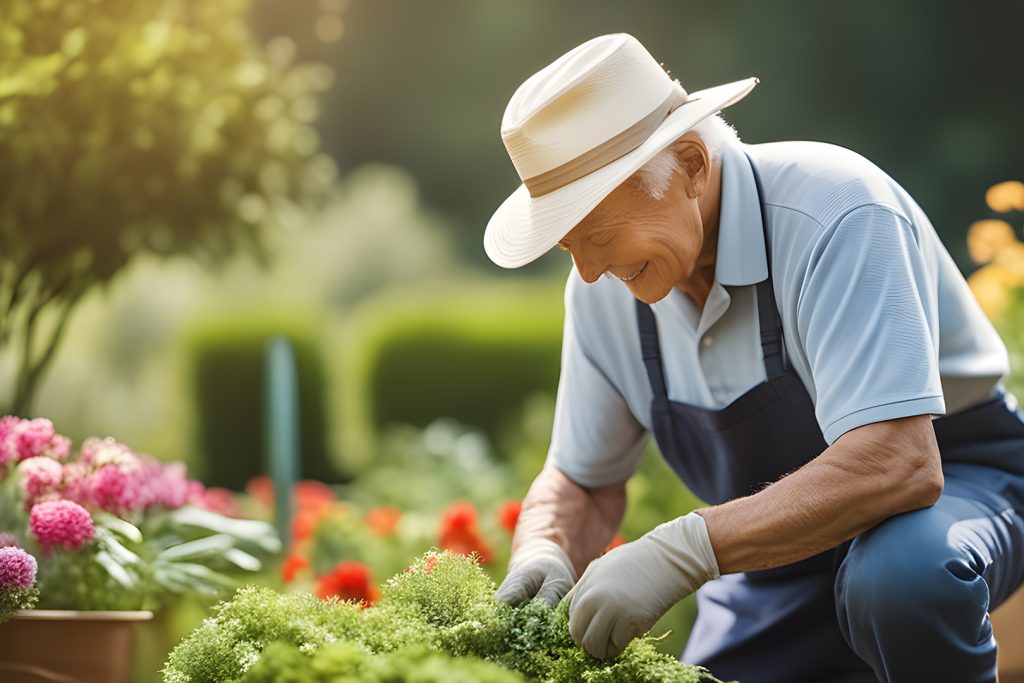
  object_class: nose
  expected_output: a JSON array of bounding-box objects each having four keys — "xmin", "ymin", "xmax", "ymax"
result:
[{"xmin": 572, "ymin": 253, "xmax": 605, "ymax": 284}]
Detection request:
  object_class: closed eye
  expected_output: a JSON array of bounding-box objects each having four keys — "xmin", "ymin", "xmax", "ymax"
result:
[{"xmin": 590, "ymin": 230, "xmax": 615, "ymax": 247}]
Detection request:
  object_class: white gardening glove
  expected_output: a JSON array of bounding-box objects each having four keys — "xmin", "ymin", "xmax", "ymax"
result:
[
  {"xmin": 565, "ymin": 512, "xmax": 720, "ymax": 660},
  {"xmin": 495, "ymin": 538, "xmax": 577, "ymax": 607}
]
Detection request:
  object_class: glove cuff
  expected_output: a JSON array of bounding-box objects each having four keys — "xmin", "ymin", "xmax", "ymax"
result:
[{"xmin": 649, "ymin": 511, "xmax": 721, "ymax": 588}]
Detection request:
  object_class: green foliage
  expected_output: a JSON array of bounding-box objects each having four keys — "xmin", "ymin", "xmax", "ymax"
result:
[
  {"xmin": 243, "ymin": 641, "xmax": 526, "ymax": 683},
  {"xmin": 997, "ymin": 288, "xmax": 1024, "ymax": 399},
  {"xmin": 164, "ymin": 585, "xmax": 361, "ymax": 683},
  {"xmin": 185, "ymin": 315, "xmax": 337, "ymax": 487},
  {"xmin": 351, "ymin": 286, "xmax": 564, "ymax": 452},
  {"xmin": 164, "ymin": 551, "xmax": 723, "ymax": 683},
  {"xmin": 0, "ymin": 585, "xmax": 38, "ymax": 622},
  {"xmin": 0, "ymin": 0, "xmax": 335, "ymax": 414},
  {"xmin": 37, "ymin": 545, "xmax": 153, "ymax": 611}
]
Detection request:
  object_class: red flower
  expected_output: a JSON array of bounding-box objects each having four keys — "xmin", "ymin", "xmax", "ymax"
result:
[
  {"xmin": 498, "ymin": 500, "xmax": 522, "ymax": 533},
  {"xmin": 245, "ymin": 475, "xmax": 274, "ymax": 508},
  {"xmin": 365, "ymin": 507, "xmax": 402, "ymax": 537},
  {"xmin": 604, "ymin": 534, "xmax": 626, "ymax": 553},
  {"xmin": 245, "ymin": 477, "xmax": 336, "ymax": 511},
  {"xmin": 294, "ymin": 480, "xmax": 335, "ymax": 507},
  {"xmin": 292, "ymin": 497, "xmax": 334, "ymax": 542},
  {"xmin": 281, "ymin": 553, "xmax": 310, "ymax": 583},
  {"xmin": 439, "ymin": 501, "xmax": 493, "ymax": 564},
  {"xmin": 316, "ymin": 560, "xmax": 380, "ymax": 606}
]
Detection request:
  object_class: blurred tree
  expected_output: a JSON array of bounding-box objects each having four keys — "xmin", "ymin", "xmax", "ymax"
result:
[{"xmin": 0, "ymin": 0, "xmax": 337, "ymax": 414}]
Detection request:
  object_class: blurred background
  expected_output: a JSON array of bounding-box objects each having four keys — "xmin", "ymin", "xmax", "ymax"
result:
[{"xmin": 1, "ymin": 0, "xmax": 1022, "ymax": 677}]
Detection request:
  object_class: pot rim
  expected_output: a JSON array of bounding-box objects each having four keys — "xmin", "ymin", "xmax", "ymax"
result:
[{"xmin": 11, "ymin": 609, "xmax": 154, "ymax": 621}]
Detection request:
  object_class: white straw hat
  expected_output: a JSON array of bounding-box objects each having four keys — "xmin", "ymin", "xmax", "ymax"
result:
[{"xmin": 485, "ymin": 33, "xmax": 758, "ymax": 268}]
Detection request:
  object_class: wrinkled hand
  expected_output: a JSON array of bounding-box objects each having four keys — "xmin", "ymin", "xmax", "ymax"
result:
[
  {"xmin": 565, "ymin": 512, "xmax": 720, "ymax": 660},
  {"xmin": 495, "ymin": 538, "xmax": 577, "ymax": 607}
]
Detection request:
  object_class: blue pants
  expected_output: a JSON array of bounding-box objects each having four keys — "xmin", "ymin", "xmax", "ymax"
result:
[
  {"xmin": 835, "ymin": 462, "xmax": 1024, "ymax": 683},
  {"xmin": 685, "ymin": 463, "xmax": 1024, "ymax": 683}
]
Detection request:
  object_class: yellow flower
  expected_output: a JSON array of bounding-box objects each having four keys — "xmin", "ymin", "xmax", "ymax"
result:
[
  {"xmin": 986, "ymin": 181, "xmax": 1024, "ymax": 213},
  {"xmin": 967, "ymin": 220, "xmax": 1018, "ymax": 265},
  {"xmin": 968, "ymin": 264, "xmax": 1017, "ymax": 321},
  {"xmin": 993, "ymin": 241, "xmax": 1024, "ymax": 282}
]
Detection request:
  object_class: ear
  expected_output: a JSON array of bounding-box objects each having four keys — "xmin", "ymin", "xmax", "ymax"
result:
[{"xmin": 670, "ymin": 136, "xmax": 710, "ymax": 199}]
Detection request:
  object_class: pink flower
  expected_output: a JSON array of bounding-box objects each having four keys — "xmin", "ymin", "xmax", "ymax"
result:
[
  {"xmin": 49, "ymin": 435, "xmax": 71, "ymax": 461},
  {"xmin": 0, "ymin": 533, "xmax": 19, "ymax": 548},
  {"xmin": 78, "ymin": 436, "xmax": 137, "ymax": 468},
  {"xmin": 85, "ymin": 464, "xmax": 140, "ymax": 514},
  {"xmin": 60, "ymin": 461, "xmax": 91, "ymax": 505},
  {"xmin": 148, "ymin": 461, "xmax": 193, "ymax": 510},
  {"xmin": 0, "ymin": 417, "xmax": 71, "ymax": 466},
  {"xmin": 30, "ymin": 500, "xmax": 95, "ymax": 552},
  {"xmin": 17, "ymin": 457, "xmax": 64, "ymax": 505},
  {"xmin": 0, "ymin": 546, "xmax": 37, "ymax": 589},
  {"xmin": 197, "ymin": 487, "xmax": 240, "ymax": 517}
]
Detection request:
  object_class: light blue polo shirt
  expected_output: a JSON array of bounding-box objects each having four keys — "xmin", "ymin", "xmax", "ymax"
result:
[{"xmin": 547, "ymin": 137, "xmax": 1011, "ymax": 488}]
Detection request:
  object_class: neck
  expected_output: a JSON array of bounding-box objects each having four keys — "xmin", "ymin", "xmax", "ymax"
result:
[{"xmin": 676, "ymin": 157, "xmax": 723, "ymax": 309}]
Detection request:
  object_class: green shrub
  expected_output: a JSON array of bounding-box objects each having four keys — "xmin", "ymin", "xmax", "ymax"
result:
[
  {"xmin": 185, "ymin": 314, "xmax": 338, "ymax": 488},
  {"xmin": 242, "ymin": 641, "xmax": 525, "ymax": 683},
  {"xmin": 163, "ymin": 551, "xmax": 724, "ymax": 683},
  {"xmin": 349, "ymin": 284, "xmax": 565, "ymax": 453}
]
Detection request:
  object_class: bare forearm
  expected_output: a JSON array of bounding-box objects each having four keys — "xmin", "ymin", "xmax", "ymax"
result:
[
  {"xmin": 698, "ymin": 415, "xmax": 944, "ymax": 574},
  {"xmin": 512, "ymin": 465, "xmax": 627, "ymax": 576}
]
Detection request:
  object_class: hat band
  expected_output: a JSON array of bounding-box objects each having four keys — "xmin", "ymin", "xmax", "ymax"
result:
[{"xmin": 522, "ymin": 85, "xmax": 689, "ymax": 198}]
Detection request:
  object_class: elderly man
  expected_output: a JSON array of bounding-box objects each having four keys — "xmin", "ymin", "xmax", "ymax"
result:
[{"xmin": 484, "ymin": 33, "xmax": 1024, "ymax": 683}]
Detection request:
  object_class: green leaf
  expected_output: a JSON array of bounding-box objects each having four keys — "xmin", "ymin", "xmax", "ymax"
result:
[
  {"xmin": 222, "ymin": 547, "xmax": 261, "ymax": 572},
  {"xmin": 95, "ymin": 511, "xmax": 143, "ymax": 543},
  {"xmin": 155, "ymin": 561, "xmax": 235, "ymax": 596},
  {"xmin": 156, "ymin": 533, "xmax": 234, "ymax": 561},
  {"xmin": 95, "ymin": 550, "xmax": 137, "ymax": 589},
  {"xmin": 170, "ymin": 506, "xmax": 281, "ymax": 552},
  {"xmin": 95, "ymin": 528, "xmax": 141, "ymax": 565},
  {"xmin": 153, "ymin": 566, "xmax": 196, "ymax": 594}
]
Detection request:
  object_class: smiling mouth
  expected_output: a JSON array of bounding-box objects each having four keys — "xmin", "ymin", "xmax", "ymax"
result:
[{"xmin": 618, "ymin": 262, "xmax": 648, "ymax": 282}]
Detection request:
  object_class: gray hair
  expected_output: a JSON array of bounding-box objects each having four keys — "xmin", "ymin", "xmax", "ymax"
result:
[{"xmin": 633, "ymin": 113, "xmax": 740, "ymax": 201}]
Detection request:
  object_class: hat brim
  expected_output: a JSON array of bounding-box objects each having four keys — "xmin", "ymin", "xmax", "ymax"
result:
[{"xmin": 484, "ymin": 77, "xmax": 759, "ymax": 269}]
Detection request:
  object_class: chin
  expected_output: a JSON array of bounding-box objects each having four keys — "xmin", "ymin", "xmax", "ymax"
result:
[
  {"xmin": 629, "ymin": 281, "xmax": 672, "ymax": 305},
  {"xmin": 627, "ymin": 261, "xmax": 675, "ymax": 304}
]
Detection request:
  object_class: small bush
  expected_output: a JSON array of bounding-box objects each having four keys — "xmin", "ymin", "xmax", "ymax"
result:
[{"xmin": 163, "ymin": 551, "xmax": 724, "ymax": 683}]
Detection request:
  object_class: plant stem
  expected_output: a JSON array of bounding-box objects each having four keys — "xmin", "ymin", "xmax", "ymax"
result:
[{"xmin": 10, "ymin": 285, "xmax": 83, "ymax": 416}]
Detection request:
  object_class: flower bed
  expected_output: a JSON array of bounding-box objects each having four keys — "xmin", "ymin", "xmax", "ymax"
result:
[
  {"xmin": 0, "ymin": 416, "xmax": 279, "ymax": 617},
  {"xmin": 164, "ymin": 551, "xmax": 728, "ymax": 683}
]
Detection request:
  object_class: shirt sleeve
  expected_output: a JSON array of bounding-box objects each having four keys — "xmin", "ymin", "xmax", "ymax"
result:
[
  {"xmin": 545, "ymin": 281, "xmax": 649, "ymax": 487},
  {"xmin": 796, "ymin": 203, "xmax": 946, "ymax": 445}
]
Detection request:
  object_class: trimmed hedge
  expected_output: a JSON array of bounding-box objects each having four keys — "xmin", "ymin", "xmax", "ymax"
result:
[
  {"xmin": 186, "ymin": 314, "xmax": 338, "ymax": 488},
  {"xmin": 350, "ymin": 283, "xmax": 565, "ymax": 451}
]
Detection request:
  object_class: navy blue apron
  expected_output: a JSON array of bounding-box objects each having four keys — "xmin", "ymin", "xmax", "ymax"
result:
[{"xmin": 634, "ymin": 152, "xmax": 1024, "ymax": 682}]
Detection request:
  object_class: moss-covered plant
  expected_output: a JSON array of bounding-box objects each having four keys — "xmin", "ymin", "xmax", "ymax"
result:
[{"xmin": 164, "ymin": 551, "xmax": 728, "ymax": 683}]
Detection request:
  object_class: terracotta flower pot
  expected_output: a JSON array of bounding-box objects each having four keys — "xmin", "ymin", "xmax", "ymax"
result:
[{"xmin": 0, "ymin": 610, "xmax": 153, "ymax": 683}]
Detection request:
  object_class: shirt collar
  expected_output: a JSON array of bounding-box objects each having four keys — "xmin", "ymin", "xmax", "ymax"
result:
[{"xmin": 714, "ymin": 141, "xmax": 768, "ymax": 286}]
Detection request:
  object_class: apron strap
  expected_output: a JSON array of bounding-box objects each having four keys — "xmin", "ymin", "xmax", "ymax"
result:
[
  {"xmin": 635, "ymin": 299, "xmax": 669, "ymax": 399},
  {"xmin": 631, "ymin": 151, "xmax": 788, "ymax": 399},
  {"xmin": 745, "ymin": 151, "xmax": 787, "ymax": 380}
]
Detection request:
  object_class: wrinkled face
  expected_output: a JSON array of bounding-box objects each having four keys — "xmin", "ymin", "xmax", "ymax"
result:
[{"xmin": 556, "ymin": 145, "xmax": 707, "ymax": 305}]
